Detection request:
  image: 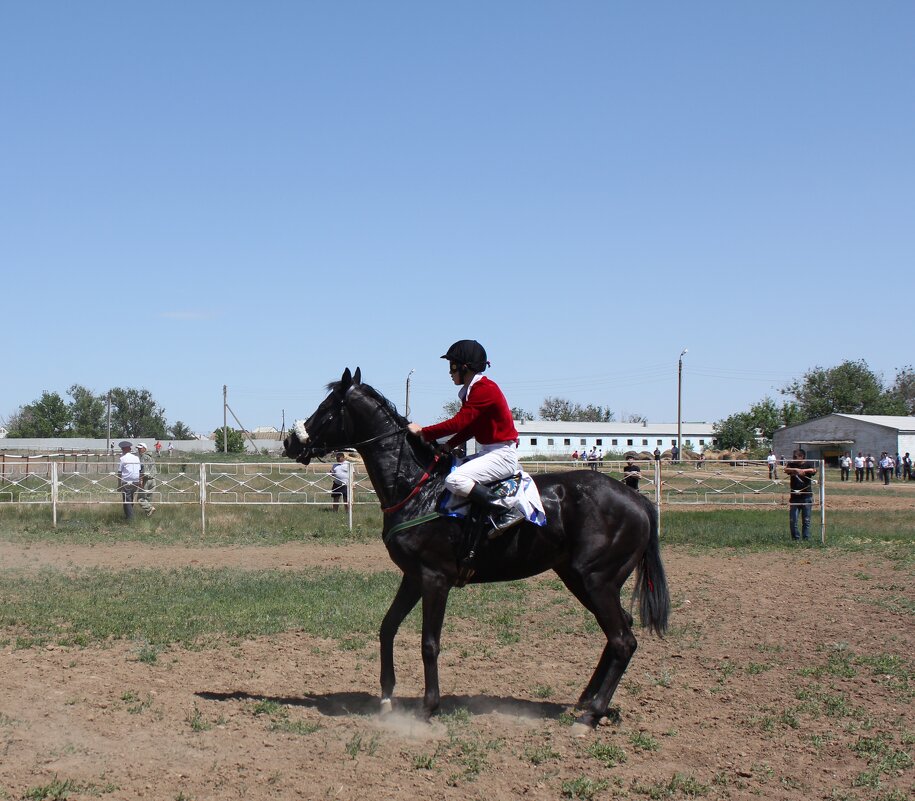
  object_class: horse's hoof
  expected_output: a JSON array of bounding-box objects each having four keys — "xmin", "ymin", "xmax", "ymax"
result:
[
  {"xmin": 571, "ymin": 721, "xmax": 593, "ymax": 737},
  {"xmin": 380, "ymin": 698, "xmax": 393, "ymax": 715}
]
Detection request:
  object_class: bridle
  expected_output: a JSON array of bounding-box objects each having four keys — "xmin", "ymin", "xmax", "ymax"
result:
[{"xmin": 296, "ymin": 385, "xmax": 439, "ymax": 514}]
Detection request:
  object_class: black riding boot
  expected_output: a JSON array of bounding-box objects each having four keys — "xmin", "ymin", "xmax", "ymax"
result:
[{"xmin": 467, "ymin": 483, "xmax": 525, "ymax": 536}]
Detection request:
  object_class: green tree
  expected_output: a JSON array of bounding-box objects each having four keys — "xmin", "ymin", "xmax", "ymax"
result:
[
  {"xmin": 109, "ymin": 387, "xmax": 168, "ymax": 438},
  {"xmin": 439, "ymin": 400, "xmax": 461, "ymax": 421},
  {"xmin": 7, "ymin": 391, "xmax": 71, "ymax": 437},
  {"xmin": 169, "ymin": 420, "xmax": 194, "ymax": 440},
  {"xmin": 781, "ymin": 360, "xmax": 906, "ymax": 418},
  {"xmin": 888, "ymin": 365, "xmax": 915, "ymax": 415},
  {"xmin": 68, "ymin": 384, "xmax": 106, "ymax": 437},
  {"xmin": 712, "ymin": 411, "xmax": 756, "ymax": 451},
  {"xmin": 539, "ymin": 396, "xmax": 615, "ymax": 422},
  {"xmin": 511, "ymin": 406, "xmax": 534, "ymax": 421},
  {"xmin": 213, "ymin": 426, "xmax": 246, "ymax": 453}
]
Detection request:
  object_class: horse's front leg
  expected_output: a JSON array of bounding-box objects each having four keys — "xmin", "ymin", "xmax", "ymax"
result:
[
  {"xmin": 419, "ymin": 572, "xmax": 450, "ymax": 719},
  {"xmin": 379, "ymin": 575, "xmax": 422, "ymax": 713}
]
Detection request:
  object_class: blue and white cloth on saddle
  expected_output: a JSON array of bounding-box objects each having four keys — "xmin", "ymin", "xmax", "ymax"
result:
[{"xmin": 442, "ymin": 469, "xmax": 547, "ymax": 527}]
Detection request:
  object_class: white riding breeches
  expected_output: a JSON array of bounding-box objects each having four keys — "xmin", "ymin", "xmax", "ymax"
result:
[{"xmin": 444, "ymin": 442, "xmax": 519, "ymax": 497}]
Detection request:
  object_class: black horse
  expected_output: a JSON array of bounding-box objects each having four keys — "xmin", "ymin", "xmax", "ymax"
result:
[{"xmin": 283, "ymin": 368, "xmax": 669, "ymax": 730}]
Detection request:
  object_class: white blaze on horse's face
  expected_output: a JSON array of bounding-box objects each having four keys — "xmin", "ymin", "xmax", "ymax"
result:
[{"xmin": 293, "ymin": 420, "xmax": 309, "ymax": 446}]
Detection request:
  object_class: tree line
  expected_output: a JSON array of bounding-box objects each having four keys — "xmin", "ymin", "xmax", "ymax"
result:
[
  {"xmin": 713, "ymin": 360, "xmax": 915, "ymax": 451},
  {"xmin": 2, "ymin": 385, "xmax": 194, "ymax": 440}
]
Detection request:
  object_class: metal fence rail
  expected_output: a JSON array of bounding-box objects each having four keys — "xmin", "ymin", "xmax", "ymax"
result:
[{"xmin": 0, "ymin": 457, "xmax": 826, "ymax": 539}]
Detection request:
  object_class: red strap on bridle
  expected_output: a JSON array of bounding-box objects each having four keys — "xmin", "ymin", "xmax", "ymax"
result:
[{"xmin": 381, "ymin": 455, "xmax": 441, "ymax": 515}]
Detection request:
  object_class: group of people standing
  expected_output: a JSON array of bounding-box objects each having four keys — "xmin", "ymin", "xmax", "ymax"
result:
[
  {"xmin": 571, "ymin": 447, "xmax": 604, "ymax": 470},
  {"xmin": 116, "ymin": 441, "xmax": 157, "ymax": 519},
  {"xmin": 840, "ymin": 451, "xmax": 911, "ymax": 484}
]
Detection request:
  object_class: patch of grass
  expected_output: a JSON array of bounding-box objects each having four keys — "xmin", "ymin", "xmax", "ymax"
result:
[
  {"xmin": 631, "ymin": 772, "xmax": 709, "ymax": 798},
  {"xmin": 629, "ymin": 730, "xmax": 660, "ymax": 751},
  {"xmin": 561, "ymin": 776, "xmax": 609, "ymax": 799},
  {"xmin": 185, "ymin": 704, "xmax": 212, "ymax": 732},
  {"xmin": 411, "ymin": 752, "xmax": 436, "ymax": 770},
  {"xmin": 532, "ymin": 684, "xmax": 554, "ymax": 699},
  {"xmin": 525, "ymin": 742, "xmax": 560, "ymax": 765},
  {"xmin": 587, "ymin": 741, "xmax": 627, "ymax": 767},
  {"xmin": 345, "ymin": 731, "xmax": 380, "ymax": 758},
  {"xmin": 269, "ymin": 719, "xmax": 320, "ymax": 735},
  {"xmin": 0, "ymin": 566, "xmax": 539, "ymax": 650}
]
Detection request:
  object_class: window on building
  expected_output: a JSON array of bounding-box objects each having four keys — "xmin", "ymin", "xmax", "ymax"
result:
[
  {"xmin": 642, "ymin": 439, "xmax": 648, "ymax": 446},
  {"xmin": 530, "ymin": 438, "xmax": 537, "ymax": 446},
  {"xmin": 580, "ymin": 438, "xmax": 586, "ymax": 446},
  {"xmin": 596, "ymin": 439, "xmax": 602, "ymax": 446},
  {"xmin": 627, "ymin": 439, "xmax": 633, "ymax": 446},
  {"xmin": 547, "ymin": 438, "xmax": 554, "ymax": 446},
  {"xmin": 685, "ymin": 440, "xmax": 692, "ymax": 447},
  {"xmin": 657, "ymin": 439, "xmax": 663, "ymax": 446},
  {"xmin": 699, "ymin": 439, "xmax": 705, "ymax": 446},
  {"xmin": 564, "ymin": 438, "xmax": 571, "ymax": 446},
  {"xmin": 612, "ymin": 439, "xmax": 618, "ymax": 445}
]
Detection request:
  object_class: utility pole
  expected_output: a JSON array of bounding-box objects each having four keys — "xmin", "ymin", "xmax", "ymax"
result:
[
  {"xmin": 405, "ymin": 368, "xmax": 415, "ymax": 418},
  {"xmin": 677, "ymin": 348, "xmax": 688, "ymax": 463},
  {"xmin": 106, "ymin": 391, "xmax": 111, "ymax": 455},
  {"xmin": 223, "ymin": 385, "xmax": 228, "ymax": 454}
]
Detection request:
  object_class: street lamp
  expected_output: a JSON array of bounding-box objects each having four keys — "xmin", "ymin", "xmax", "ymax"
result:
[
  {"xmin": 405, "ymin": 369, "xmax": 415, "ymax": 418},
  {"xmin": 677, "ymin": 349, "xmax": 688, "ymax": 463}
]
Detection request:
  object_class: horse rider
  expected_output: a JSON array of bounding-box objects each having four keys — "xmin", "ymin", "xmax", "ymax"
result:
[{"xmin": 406, "ymin": 340, "xmax": 522, "ymax": 525}]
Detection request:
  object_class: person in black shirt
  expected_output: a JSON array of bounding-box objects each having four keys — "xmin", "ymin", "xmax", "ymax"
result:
[
  {"xmin": 622, "ymin": 456, "xmax": 641, "ymax": 491},
  {"xmin": 784, "ymin": 448, "xmax": 817, "ymax": 541}
]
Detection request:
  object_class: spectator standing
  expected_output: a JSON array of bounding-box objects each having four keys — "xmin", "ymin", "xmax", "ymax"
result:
[
  {"xmin": 865, "ymin": 453, "xmax": 876, "ymax": 481},
  {"xmin": 155, "ymin": 440, "xmax": 162, "ymax": 458},
  {"xmin": 117, "ymin": 441, "xmax": 141, "ymax": 521},
  {"xmin": 587, "ymin": 447, "xmax": 598, "ymax": 471},
  {"xmin": 785, "ymin": 448, "xmax": 817, "ymax": 541},
  {"xmin": 597, "ymin": 448, "xmax": 603, "ymax": 467},
  {"xmin": 329, "ymin": 451, "xmax": 351, "ymax": 511},
  {"xmin": 903, "ymin": 452, "xmax": 912, "ymax": 481},
  {"xmin": 671, "ymin": 444, "xmax": 680, "ymax": 463},
  {"xmin": 895, "ymin": 453, "xmax": 902, "ymax": 480},
  {"xmin": 839, "ymin": 451, "xmax": 852, "ymax": 482},
  {"xmin": 697, "ymin": 452, "xmax": 705, "ymax": 469},
  {"xmin": 571, "ymin": 450, "xmax": 579, "ymax": 462},
  {"xmin": 136, "ymin": 443, "xmax": 157, "ymax": 517},
  {"xmin": 854, "ymin": 451, "xmax": 865, "ymax": 482},
  {"xmin": 167, "ymin": 442, "xmax": 174, "ymax": 457},
  {"xmin": 622, "ymin": 456, "xmax": 641, "ymax": 491},
  {"xmin": 879, "ymin": 452, "xmax": 894, "ymax": 486},
  {"xmin": 766, "ymin": 450, "xmax": 778, "ymax": 479},
  {"xmin": 653, "ymin": 447, "xmax": 661, "ymax": 462}
]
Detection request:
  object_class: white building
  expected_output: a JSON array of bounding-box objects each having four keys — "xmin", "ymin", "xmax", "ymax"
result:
[{"xmin": 510, "ymin": 420, "xmax": 716, "ymax": 459}]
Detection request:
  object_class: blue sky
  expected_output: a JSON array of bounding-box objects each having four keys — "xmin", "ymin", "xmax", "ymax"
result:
[{"xmin": 2, "ymin": 2, "xmax": 913, "ymax": 434}]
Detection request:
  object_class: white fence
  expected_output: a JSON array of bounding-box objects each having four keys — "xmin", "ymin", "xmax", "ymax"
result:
[{"xmin": 0, "ymin": 457, "xmax": 826, "ymax": 538}]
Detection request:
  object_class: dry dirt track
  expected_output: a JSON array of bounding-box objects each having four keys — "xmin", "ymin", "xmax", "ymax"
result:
[{"xmin": 1, "ymin": 540, "xmax": 912, "ymax": 801}]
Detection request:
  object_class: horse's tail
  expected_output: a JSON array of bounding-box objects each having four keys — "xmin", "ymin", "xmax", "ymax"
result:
[{"xmin": 633, "ymin": 499, "xmax": 670, "ymax": 637}]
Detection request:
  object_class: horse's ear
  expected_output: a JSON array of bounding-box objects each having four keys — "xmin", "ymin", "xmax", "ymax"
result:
[
  {"xmin": 340, "ymin": 368, "xmax": 352, "ymax": 388},
  {"xmin": 353, "ymin": 367, "xmax": 361, "ymax": 385}
]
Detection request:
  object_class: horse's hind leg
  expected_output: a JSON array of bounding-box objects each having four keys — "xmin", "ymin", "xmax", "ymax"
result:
[
  {"xmin": 379, "ymin": 575, "xmax": 421, "ymax": 712},
  {"xmin": 556, "ymin": 567, "xmax": 637, "ymax": 728}
]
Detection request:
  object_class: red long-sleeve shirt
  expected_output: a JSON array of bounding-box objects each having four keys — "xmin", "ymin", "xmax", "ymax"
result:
[{"xmin": 420, "ymin": 376, "xmax": 518, "ymax": 448}]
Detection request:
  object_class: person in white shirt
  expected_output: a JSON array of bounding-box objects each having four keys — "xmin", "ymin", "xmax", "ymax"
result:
[
  {"xmin": 329, "ymin": 451, "xmax": 351, "ymax": 512},
  {"xmin": 766, "ymin": 451, "xmax": 778, "ymax": 479},
  {"xmin": 117, "ymin": 441, "xmax": 141, "ymax": 520},
  {"xmin": 853, "ymin": 451, "xmax": 865, "ymax": 483},
  {"xmin": 839, "ymin": 451, "xmax": 852, "ymax": 482}
]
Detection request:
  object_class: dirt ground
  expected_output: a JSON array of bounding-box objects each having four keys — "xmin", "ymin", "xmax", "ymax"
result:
[{"xmin": 1, "ymin": 539, "xmax": 912, "ymax": 801}]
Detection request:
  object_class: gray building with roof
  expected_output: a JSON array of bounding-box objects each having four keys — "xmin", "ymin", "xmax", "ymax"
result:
[{"xmin": 772, "ymin": 414, "xmax": 915, "ymax": 464}]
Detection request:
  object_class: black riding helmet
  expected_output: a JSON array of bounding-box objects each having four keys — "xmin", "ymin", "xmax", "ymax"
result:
[{"xmin": 441, "ymin": 339, "xmax": 488, "ymax": 373}]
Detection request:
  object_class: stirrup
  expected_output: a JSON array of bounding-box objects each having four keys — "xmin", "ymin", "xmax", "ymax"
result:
[{"xmin": 486, "ymin": 507, "xmax": 525, "ymax": 539}]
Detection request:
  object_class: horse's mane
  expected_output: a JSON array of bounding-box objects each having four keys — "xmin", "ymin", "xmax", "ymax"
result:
[{"xmin": 325, "ymin": 379, "xmax": 408, "ymax": 426}]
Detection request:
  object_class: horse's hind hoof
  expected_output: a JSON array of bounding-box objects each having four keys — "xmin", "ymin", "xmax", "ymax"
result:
[{"xmin": 380, "ymin": 698, "xmax": 393, "ymax": 715}]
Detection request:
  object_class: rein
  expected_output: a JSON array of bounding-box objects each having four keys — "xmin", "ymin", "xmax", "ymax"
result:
[{"xmin": 381, "ymin": 453, "xmax": 441, "ymax": 515}]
